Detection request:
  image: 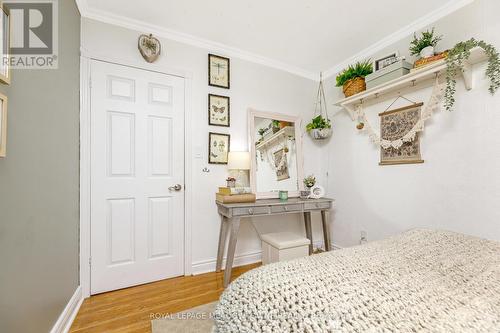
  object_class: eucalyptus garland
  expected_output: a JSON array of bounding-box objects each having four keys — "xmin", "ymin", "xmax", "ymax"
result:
[{"xmin": 445, "ymin": 38, "xmax": 500, "ymax": 111}]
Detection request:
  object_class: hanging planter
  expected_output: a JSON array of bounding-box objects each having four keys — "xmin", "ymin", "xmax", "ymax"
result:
[
  {"xmin": 310, "ymin": 125, "xmax": 332, "ymax": 140},
  {"xmin": 306, "ymin": 73, "xmax": 332, "ymax": 140}
]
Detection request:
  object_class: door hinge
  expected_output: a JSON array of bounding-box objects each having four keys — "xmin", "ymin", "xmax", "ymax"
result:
[{"xmin": 89, "ymin": 257, "xmax": 92, "ymax": 266}]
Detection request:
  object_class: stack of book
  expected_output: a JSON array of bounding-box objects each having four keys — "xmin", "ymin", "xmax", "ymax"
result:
[{"xmin": 216, "ymin": 186, "xmax": 256, "ymax": 204}]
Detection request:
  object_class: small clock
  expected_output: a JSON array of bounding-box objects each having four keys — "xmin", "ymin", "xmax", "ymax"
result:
[
  {"xmin": 309, "ymin": 185, "xmax": 325, "ymax": 199},
  {"xmin": 208, "ymin": 54, "xmax": 230, "ymax": 89}
]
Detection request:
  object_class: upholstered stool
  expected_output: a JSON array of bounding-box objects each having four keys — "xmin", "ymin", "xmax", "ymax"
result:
[{"xmin": 261, "ymin": 232, "xmax": 310, "ymax": 265}]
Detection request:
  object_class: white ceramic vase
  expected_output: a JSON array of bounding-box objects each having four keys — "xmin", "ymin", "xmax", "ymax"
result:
[{"xmin": 419, "ymin": 46, "xmax": 434, "ymax": 58}]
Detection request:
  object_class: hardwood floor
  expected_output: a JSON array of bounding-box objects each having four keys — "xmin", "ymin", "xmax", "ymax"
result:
[{"xmin": 70, "ymin": 263, "xmax": 260, "ymax": 333}]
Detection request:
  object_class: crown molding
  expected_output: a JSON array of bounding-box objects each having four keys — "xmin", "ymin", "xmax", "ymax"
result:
[
  {"xmin": 74, "ymin": 0, "xmax": 88, "ymax": 16},
  {"xmin": 322, "ymin": 0, "xmax": 475, "ymax": 79},
  {"xmin": 75, "ymin": 0, "xmax": 319, "ymax": 81},
  {"xmin": 75, "ymin": 0, "xmax": 475, "ymax": 82}
]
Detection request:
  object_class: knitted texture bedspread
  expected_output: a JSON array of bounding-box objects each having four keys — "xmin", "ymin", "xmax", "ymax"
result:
[{"xmin": 214, "ymin": 229, "xmax": 500, "ymax": 332}]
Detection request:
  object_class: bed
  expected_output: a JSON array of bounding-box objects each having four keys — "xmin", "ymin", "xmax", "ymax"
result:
[{"xmin": 213, "ymin": 229, "xmax": 500, "ymax": 332}]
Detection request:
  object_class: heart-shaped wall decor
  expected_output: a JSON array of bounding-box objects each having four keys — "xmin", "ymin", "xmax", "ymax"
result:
[{"xmin": 138, "ymin": 34, "xmax": 161, "ymax": 63}]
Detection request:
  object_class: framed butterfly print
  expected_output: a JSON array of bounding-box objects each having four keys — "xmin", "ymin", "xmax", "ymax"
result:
[
  {"xmin": 208, "ymin": 94, "xmax": 230, "ymax": 127},
  {"xmin": 208, "ymin": 132, "xmax": 230, "ymax": 164},
  {"xmin": 208, "ymin": 54, "xmax": 230, "ymax": 89}
]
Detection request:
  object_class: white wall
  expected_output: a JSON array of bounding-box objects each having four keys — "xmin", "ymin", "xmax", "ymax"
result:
[
  {"xmin": 81, "ymin": 18, "xmax": 330, "ymax": 274},
  {"xmin": 325, "ymin": 0, "xmax": 500, "ymax": 247}
]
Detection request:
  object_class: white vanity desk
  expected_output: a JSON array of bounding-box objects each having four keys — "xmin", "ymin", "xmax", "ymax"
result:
[{"xmin": 216, "ymin": 197, "xmax": 334, "ymax": 287}]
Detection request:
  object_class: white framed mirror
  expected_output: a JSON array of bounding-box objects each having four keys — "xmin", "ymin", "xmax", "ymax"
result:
[{"xmin": 248, "ymin": 108, "xmax": 304, "ymax": 199}]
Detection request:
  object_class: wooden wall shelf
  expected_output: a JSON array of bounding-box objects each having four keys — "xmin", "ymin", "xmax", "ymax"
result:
[{"xmin": 334, "ymin": 47, "xmax": 488, "ymax": 120}]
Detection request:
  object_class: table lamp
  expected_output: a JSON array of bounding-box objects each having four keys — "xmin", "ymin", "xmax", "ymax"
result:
[{"xmin": 227, "ymin": 151, "xmax": 250, "ymax": 187}]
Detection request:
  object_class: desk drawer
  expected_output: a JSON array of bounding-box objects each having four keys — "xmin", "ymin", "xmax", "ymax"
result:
[
  {"xmin": 270, "ymin": 204, "xmax": 302, "ymax": 214},
  {"xmin": 304, "ymin": 201, "xmax": 331, "ymax": 210},
  {"xmin": 233, "ymin": 206, "xmax": 270, "ymax": 216}
]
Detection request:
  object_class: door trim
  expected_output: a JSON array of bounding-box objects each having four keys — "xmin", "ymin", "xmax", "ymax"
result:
[{"xmin": 80, "ymin": 54, "xmax": 193, "ymax": 298}]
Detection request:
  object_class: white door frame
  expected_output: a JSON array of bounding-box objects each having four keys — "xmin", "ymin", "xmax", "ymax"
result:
[{"xmin": 80, "ymin": 52, "xmax": 193, "ymax": 298}]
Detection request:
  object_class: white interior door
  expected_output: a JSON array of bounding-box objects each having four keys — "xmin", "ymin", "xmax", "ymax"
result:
[{"xmin": 90, "ymin": 60, "xmax": 185, "ymax": 294}]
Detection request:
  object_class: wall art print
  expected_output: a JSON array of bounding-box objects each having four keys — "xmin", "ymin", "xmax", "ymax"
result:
[
  {"xmin": 379, "ymin": 104, "xmax": 424, "ymax": 165},
  {"xmin": 208, "ymin": 132, "xmax": 230, "ymax": 164},
  {"xmin": 208, "ymin": 94, "xmax": 230, "ymax": 127},
  {"xmin": 208, "ymin": 54, "xmax": 230, "ymax": 89},
  {"xmin": 0, "ymin": 6, "xmax": 10, "ymax": 85},
  {"xmin": 0, "ymin": 93, "xmax": 7, "ymax": 157}
]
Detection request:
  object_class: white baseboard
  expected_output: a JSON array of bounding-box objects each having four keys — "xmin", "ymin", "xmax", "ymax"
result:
[
  {"xmin": 191, "ymin": 242, "xmax": 343, "ymax": 275},
  {"xmin": 50, "ymin": 286, "xmax": 84, "ymax": 333},
  {"xmin": 191, "ymin": 250, "xmax": 262, "ymax": 275},
  {"xmin": 332, "ymin": 243, "xmax": 343, "ymax": 250}
]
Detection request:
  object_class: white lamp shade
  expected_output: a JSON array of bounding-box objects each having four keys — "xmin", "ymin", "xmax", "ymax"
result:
[{"xmin": 227, "ymin": 151, "xmax": 250, "ymax": 170}]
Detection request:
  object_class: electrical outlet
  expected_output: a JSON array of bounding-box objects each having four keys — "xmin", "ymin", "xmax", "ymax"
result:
[{"xmin": 360, "ymin": 231, "xmax": 367, "ymax": 244}]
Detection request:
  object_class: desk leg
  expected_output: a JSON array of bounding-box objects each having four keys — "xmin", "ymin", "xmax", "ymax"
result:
[
  {"xmin": 223, "ymin": 217, "xmax": 240, "ymax": 287},
  {"xmin": 303, "ymin": 212, "xmax": 313, "ymax": 255},
  {"xmin": 321, "ymin": 210, "xmax": 331, "ymax": 251},
  {"xmin": 216, "ymin": 215, "xmax": 228, "ymax": 273}
]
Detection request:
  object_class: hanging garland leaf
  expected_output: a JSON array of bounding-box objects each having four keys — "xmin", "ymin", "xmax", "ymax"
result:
[{"xmin": 445, "ymin": 38, "xmax": 500, "ymax": 111}]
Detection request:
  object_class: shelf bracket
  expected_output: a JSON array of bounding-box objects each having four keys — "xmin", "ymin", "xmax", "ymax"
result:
[
  {"xmin": 342, "ymin": 104, "xmax": 356, "ymax": 121},
  {"xmin": 461, "ymin": 61, "xmax": 473, "ymax": 90}
]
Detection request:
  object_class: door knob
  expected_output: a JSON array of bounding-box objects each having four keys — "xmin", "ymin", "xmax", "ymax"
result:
[{"xmin": 168, "ymin": 184, "xmax": 182, "ymax": 191}]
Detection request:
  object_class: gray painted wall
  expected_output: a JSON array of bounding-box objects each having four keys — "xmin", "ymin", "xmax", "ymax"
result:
[{"xmin": 0, "ymin": 1, "xmax": 80, "ymax": 332}]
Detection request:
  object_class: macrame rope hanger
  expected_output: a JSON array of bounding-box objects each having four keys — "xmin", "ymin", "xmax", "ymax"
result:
[
  {"xmin": 358, "ymin": 92, "xmax": 420, "ymax": 128},
  {"xmin": 382, "ymin": 93, "xmax": 419, "ymax": 113},
  {"xmin": 314, "ymin": 72, "xmax": 330, "ymax": 122}
]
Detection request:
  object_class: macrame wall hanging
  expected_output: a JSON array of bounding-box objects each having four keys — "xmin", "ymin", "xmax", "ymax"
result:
[{"xmin": 354, "ymin": 75, "xmax": 446, "ymax": 164}]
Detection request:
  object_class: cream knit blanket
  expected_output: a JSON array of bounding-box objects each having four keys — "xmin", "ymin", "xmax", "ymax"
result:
[{"xmin": 214, "ymin": 229, "xmax": 500, "ymax": 332}]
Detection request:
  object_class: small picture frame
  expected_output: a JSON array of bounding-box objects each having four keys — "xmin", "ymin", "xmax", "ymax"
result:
[
  {"xmin": 0, "ymin": 5, "xmax": 11, "ymax": 85},
  {"xmin": 208, "ymin": 94, "xmax": 230, "ymax": 127},
  {"xmin": 0, "ymin": 93, "xmax": 8, "ymax": 157},
  {"xmin": 208, "ymin": 54, "xmax": 230, "ymax": 89},
  {"xmin": 373, "ymin": 51, "xmax": 400, "ymax": 72},
  {"xmin": 208, "ymin": 132, "xmax": 230, "ymax": 164}
]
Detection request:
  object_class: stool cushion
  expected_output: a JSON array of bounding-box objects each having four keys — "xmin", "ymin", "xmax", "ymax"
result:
[{"xmin": 261, "ymin": 232, "xmax": 310, "ymax": 250}]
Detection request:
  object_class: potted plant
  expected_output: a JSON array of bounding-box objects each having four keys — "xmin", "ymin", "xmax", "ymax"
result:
[
  {"xmin": 278, "ymin": 121, "xmax": 290, "ymax": 129},
  {"xmin": 300, "ymin": 175, "xmax": 316, "ymax": 199},
  {"xmin": 409, "ymin": 28, "xmax": 442, "ymax": 59},
  {"xmin": 271, "ymin": 120, "xmax": 280, "ymax": 133},
  {"xmin": 336, "ymin": 60, "xmax": 373, "ymax": 97},
  {"xmin": 306, "ymin": 115, "xmax": 332, "ymax": 139},
  {"xmin": 303, "ymin": 175, "xmax": 316, "ymax": 189}
]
